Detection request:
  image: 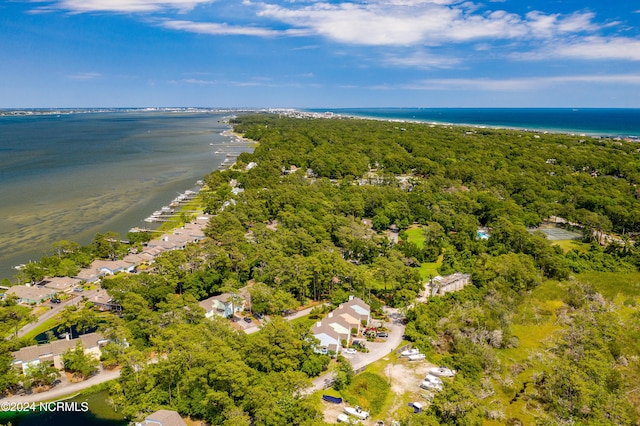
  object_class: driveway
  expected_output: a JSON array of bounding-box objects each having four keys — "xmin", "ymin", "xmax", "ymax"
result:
[
  {"xmin": 308, "ymin": 307, "xmax": 406, "ymax": 393},
  {"xmin": 344, "ymin": 307, "xmax": 405, "ymax": 371}
]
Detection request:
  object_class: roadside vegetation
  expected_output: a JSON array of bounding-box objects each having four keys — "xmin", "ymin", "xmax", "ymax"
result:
[{"xmin": 2, "ymin": 113, "xmax": 640, "ymax": 424}]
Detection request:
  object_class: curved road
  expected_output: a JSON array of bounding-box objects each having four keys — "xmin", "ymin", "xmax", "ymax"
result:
[{"xmin": 4, "ymin": 304, "xmax": 402, "ymax": 402}]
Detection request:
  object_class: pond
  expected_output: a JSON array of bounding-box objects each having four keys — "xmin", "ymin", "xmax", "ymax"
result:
[{"xmin": 0, "ymin": 390, "xmax": 126, "ymax": 426}]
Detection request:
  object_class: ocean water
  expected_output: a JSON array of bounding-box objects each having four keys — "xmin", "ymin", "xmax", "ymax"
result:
[
  {"xmin": 308, "ymin": 108, "xmax": 640, "ymax": 138},
  {"xmin": 0, "ymin": 110, "xmax": 253, "ymax": 280}
]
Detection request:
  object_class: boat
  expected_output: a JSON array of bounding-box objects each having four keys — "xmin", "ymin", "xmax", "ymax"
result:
[
  {"xmin": 428, "ymin": 366, "xmax": 455, "ymax": 377},
  {"xmin": 424, "ymin": 374, "xmax": 443, "ymax": 385},
  {"xmin": 419, "ymin": 380, "xmax": 442, "ymax": 391},
  {"xmin": 337, "ymin": 413, "xmax": 349, "ymax": 423},
  {"xmin": 408, "ymin": 353, "xmax": 426, "ymax": 361},
  {"xmin": 344, "ymin": 406, "xmax": 369, "ymax": 420},
  {"xmin": 400, "ymin": 348, "xmax": 420, "ymax": 357}
]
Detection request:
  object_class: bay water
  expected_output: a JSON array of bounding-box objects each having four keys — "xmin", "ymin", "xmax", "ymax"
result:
[{"xmin": 0, "ymin": 110, "xmax": 253, "ymax": 280}]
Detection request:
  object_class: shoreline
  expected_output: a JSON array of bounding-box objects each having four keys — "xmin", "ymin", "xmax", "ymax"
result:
[{"xmin": 299, "ymin": 108, "xmax": 640, "ymax": 140}]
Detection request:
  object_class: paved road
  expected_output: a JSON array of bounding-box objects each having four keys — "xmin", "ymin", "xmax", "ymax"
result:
[
  {"xmin": 308, "ymin": 307, "xmax": 406, "ymax": 393},
  {"xmin": 16, "ymin": 289, "xmax": 101, "ymax": 339}
]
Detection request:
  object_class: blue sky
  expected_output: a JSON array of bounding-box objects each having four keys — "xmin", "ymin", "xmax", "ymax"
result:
[{"xmin": 2, "ymin": 0, "xmax": 640, "ymax": 108}]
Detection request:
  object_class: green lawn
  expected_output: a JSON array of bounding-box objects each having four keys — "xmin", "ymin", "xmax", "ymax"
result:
[
  {"xmin": 418, "ymin": 255, "xmax": 443, "ymax": 280},
  {"xmin": 552, "ymin": 239, "xmax": 590, "ymax": 253},
  {"xmin": 405, "ymin": 226, "xmax": 425, "ymax": 248},
  {"xmin": 20, "ymin": 315, "xmax": 61, "ymax": 342}
]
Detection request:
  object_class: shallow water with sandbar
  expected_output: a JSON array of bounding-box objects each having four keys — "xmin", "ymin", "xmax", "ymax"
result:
[{"xmin": 0, "ymin": 110, "xmax": 253, "ymax": 280}]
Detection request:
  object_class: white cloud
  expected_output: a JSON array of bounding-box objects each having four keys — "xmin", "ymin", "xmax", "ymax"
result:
[
  {"xmin": 384, "ymin": 50, "xmax": 461, "ymax": 69},
  {"xmin": 161, "ymin": 19, "xmax": 309, "ymax": 37},
  {"xmin": 67, "ymin": 72, "xmax": 102, "ymax": 80},
  {"xmin": 518, "ymin": 36, "xmax": 640, "ymax": 61},
  {"xmin": 181, "ymin": 78, "xmax": 218, "ymax": 85},
  {"xmin": 48, "ymin": 0, "xmax": 215, "ymax": 13},
  {"xmin": 404, "ymin": 74, "xmax": 640, "ymax": 91},
  {"xmin": 255, "ymin": 1, "xmax": 599, "ymax": 46}
]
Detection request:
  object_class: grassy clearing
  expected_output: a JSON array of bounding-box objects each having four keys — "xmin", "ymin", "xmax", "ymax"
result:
[
  {"xmin": 577, "ymin": 271, "xmax": 640, "ymax": 300},
  {"xmin": 418, "ymin": 255, "xmax": 443, "ymax": 280},
  {"xmin": 489, "ymin": 279, "xmax": 567, "ymax": 424},
  {"xmin": 341, "ymin": 372, "xmax": 391, "ymax": 416},
  {"xmin": 290, "ymin": 314, "xmax": 316, "ymax": 330},
  {"xmin": 552, "ymin": 239, "xmax": 590, "ymax": 253},
  {"xmin": 405, "ymin": 226, "xmax": 425, "ymax": 248}
]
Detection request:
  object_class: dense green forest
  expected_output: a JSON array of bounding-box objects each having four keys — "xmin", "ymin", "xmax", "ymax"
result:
[{"xmin": 2, "ymin": 113, "xmax": 640, "ymax": 425}]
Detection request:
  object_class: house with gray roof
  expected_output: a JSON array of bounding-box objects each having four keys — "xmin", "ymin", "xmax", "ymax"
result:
[
  {"xmin": 311, "ymin": 296, "xmax": 370, "ymax": 354},
  {"xmin": 142, "ymin": 409, "xmax": 186, "ymax": 426},
  {"xmin": 429, "ymin": 273, "xmax": 471, "ymax": 296},
  {"xmin": 11, "ymin": 332, "xmax": 107, "ymax": 373},
  {"xmin": 4, "ymin": 285, "xmax": 56, "ymax": 304},
  {"xmin": 199, "ymin": 293, "xmax": 246, "ymax": 319},
  {"xmin": 41, "ymin": 276, "xmax": 81, "ymax": 293}
]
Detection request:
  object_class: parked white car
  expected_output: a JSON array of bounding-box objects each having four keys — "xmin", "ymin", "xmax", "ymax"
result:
[{"xmin": 343, "ymin": 348, "xmax": 357, "ymax": 355}]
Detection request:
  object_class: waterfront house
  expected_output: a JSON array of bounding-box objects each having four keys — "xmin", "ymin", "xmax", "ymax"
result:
[
  {"xmin": 4, "ymin": 285, "xmax": 56, "ymax": 304},
  {"xmin": 199, "ymin": 293, "xmax": 245, "ymax": 319},
  {"xmin": 11, "ymin": 332, "xmax": 107, "ymax": 373},
  {"xmin": 122, "ymin": 252, "xmax": 155, "ymax": 265},
  {"xmin": 92, "ymin": 259, "xmax": 136, "ymax": 276}
]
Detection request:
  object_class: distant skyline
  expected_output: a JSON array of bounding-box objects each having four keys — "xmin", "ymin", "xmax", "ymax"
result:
[{"xmin": 2, "ymin": 1, "xmax": 639, "ymax": 108}]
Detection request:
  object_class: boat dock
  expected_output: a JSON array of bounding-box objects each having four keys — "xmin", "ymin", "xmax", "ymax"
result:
[{"xmin": 144, "ymin": 188, "xmax": 199, "ymax": 223}]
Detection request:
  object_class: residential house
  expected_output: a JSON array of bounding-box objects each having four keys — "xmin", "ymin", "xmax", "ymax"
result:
[
  {"xmin": 89, "ymin": 289, "xmax": 123, "ymax": 313},
  {"xmin": 199, "ymin": 293, "xmax": 245, "ymax": 319},
  {"xmin": 75, "ymin": 267, "xmax": 102, "ymax": 283},
  {"xmin": 337, "ymin": 312, "xmax": 362, "ymax": 335},
  {"xmin": 92, "ymin": 259, "xmax": 136, "ymax": 276},
  {"xmin": 338, "ymin": 296, "xmax": 371, "ymax": 324},
  {"xmin": 429, "ymin": 273, "xmax": 471, "ymax": 296},
  {"xmin": 310, "ymin": 296, "xmax": 370, "ymax": 354},
  {"xmin": 11, "ymin": 332, "xmax": 107, "ymax": 373},
  {"xmin": 4, "ymin": 285, "xmax": 56, "ymax": 304},
  {"xmin": 41, "ymin": 276, "xmax": 81, "ymax": 293},
  {"xmin": 122, "ymin": 252, "xmax": 155, "ymax": 266},
  {"xmin": 142, "ymin": 410, "xmax": 186, "ymax": 426},
  {"xmin": 311, "ymin": 322, "xmax": 343, "ymax": 354},
  {"xmin": 75, "ymin": 259, "xmax": 135, "ymax": 283}
]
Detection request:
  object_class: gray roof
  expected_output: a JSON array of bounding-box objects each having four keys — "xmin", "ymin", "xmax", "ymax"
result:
[
  {"xmin": 6, "ymin": 286, "xmax": 56, "ymax": 301},
  {"xmin": 41, "ymin": 277, "xmax": 80, "ymax": 291},
  {"xmin": 12, "ymin": 332, "xmax": 105, "ymax": 364},
  {"xmin": 144, "ymin": 409, "xmax": 187, "ymax": 426}
]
